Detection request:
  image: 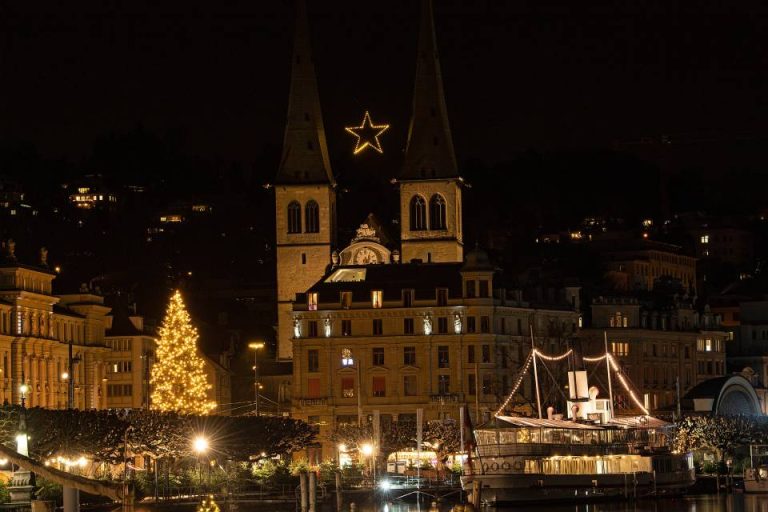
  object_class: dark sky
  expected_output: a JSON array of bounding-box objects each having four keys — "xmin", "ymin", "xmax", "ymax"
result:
[{"xmin": 2, "ymin": 0, "xmax": 768, "ymax": 171}]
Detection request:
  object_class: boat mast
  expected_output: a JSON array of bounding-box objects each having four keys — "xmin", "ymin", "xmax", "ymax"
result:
[
  {"xmin": 531, "ymin": 325, "xmax": 543, "ymax": 419},
  {"xmin": 604, "ymin": 331, "xmax": 615, "ymax": 420}
]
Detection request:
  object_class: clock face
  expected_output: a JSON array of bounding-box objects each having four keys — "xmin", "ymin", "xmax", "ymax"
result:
[{"xmin": 355, "ymin": 247, "xmax": 379, "ymax": 265}]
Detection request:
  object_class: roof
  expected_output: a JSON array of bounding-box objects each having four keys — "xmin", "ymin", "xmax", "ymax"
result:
[
  {"xmin": 52, "ymin": 305, "xmax": 85, "ymax": 319},
  {"xmin": 107, "ymin": 314, "xmax": 144, "ymax": 337},
  {"xmin": 401, "ymin": 0, "xmax": 459, "ymax": 180},
  {"xmin": 482, "ymin": 415, "xmax": 670, "ymax": 431},
  {"xmin": 274, "ymin": 0, "xmax": 334, "ymax": 186},
  {"xmin": 303, "ymin": 262, "xmax": 463, "ymax": 303},
  {"xmin": 489, "ymin": 416, "xmax": 603, "ymax": 430},
  {"xmin": 683, "ymin": 376, "xmax": 731, "ymax": 399}
]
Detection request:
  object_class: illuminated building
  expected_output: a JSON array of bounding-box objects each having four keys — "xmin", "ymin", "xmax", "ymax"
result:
[
  {"xmin": 0, "ymin": 241, "xmax": 111, "ymax": 409},
  {"xmin": 273, "ymin": 0, "xmax": 578, "ymax": 460},
  {"xmin": 579, "ymin": 296, "xmax": 729, "ymax": 412}
]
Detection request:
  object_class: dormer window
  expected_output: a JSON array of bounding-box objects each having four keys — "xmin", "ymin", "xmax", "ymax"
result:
[
  {"xmin": 402, "ymin": 289, "xmax": 414, "ymax": 307},
  {"xmin": 465, "ymin": 280, "xmax": 476, "ymax": 298},
  {"xmin": 308, "ymin": 292, "xmax": 318, "ymax": 311},
  {"xmin": 437, "ymin": 288, "xmax": 448, "ymax": 306},
  {"xmin": 372, "ymin": 290, "xmax": 383, "ymax": 309},
  {"xmin": 341, "ymin": 291, "xmax": 352, "ymax": 309}
]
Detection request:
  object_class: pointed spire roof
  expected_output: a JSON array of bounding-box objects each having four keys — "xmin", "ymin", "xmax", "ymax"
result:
[
  {"xmin": 401, "ymin": 0, "xmax": 459, "ymax": 180},
  {"xmin": 275, "ymin": 0, "xmax": 335, "ymax": 186}
]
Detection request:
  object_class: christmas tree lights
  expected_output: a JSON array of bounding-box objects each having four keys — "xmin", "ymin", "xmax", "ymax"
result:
[{"xmin": 151, "ymin": 290, "xmax": 216, "ymax": 415}]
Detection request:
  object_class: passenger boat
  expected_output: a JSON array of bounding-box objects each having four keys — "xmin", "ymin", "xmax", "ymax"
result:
[{"xmin": 461, "ymin": 338, "xmax": 695, "ymax": 505}]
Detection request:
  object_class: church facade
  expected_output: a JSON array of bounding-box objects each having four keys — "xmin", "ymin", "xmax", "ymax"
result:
[{"xmin": 273, "ymin": 0, "xmax": 579, "ymax": 459}]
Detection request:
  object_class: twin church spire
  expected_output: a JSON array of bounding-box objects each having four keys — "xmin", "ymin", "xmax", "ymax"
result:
[
  {"xmin": 275, "ymin": 0, "xmax": 334, "ymax": 186},
  {"xmin": 276, "ymin": 0, "xmax": 458, "ymax": 184}
]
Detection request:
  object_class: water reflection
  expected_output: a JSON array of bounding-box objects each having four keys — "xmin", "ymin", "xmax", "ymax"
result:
[{"xmin": 136, "ymin": 494, "xmax": 768, "ymax": 512}]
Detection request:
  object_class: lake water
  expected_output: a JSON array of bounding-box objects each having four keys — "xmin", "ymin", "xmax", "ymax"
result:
[{"xmin": 135, "ymin": 494, "xmax": 768, "ymax": 512}]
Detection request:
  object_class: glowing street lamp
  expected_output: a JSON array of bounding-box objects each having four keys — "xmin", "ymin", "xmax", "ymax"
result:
[
  {"xmin": 248, "ymin": 342, "xmax": 265, "ymax": 416},
  {"xmin": 193, "ymin": 436, "xmax": 209, "ymax": 455},
  {"xmin": 360, "ymin": 443, "xmax": 373, "ymax": 456}
]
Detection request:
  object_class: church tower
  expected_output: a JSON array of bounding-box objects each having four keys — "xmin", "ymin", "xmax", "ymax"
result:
[
  {"xmin": 399, "ymin": 0, "xmax": 463, "ymax": 264},
  {"xmin": 275, "ymin": 0, "xmax": 336, "ymax": 360}
]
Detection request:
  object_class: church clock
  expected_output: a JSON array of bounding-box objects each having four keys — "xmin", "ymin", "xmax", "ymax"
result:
[{"xmin": 354, "ymin": 247, "xmax": 379, "ymax": 265}]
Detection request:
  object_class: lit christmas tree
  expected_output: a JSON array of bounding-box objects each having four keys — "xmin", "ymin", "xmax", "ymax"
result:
[{"xmin": 151, "ymin": 290, "xmax": 216, "ymax": 415}]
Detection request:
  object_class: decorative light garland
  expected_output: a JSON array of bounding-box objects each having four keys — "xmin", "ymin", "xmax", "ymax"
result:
[
  {"xmin": 151, "ymin": 290, "xmax": 217, "ymax": 415},
  {"xmin": 494, "ymin": 352, "xmax": 533, "ymax": 416},
  {"xmin": 494, "ymin": 348, "xmax": 650, "ymax": 417},
  {"xmin": 533, "ymin": 348, "xmax": 572, "ymax": 361},
  {"xmin": 344, "ymin": 111, "xmax": 390, "ymax": 154}
]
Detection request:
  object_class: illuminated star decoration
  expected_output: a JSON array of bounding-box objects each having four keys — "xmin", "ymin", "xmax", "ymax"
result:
[{"xmin": 345, "ymin": 111, "xmax": 390, "ymax": 155}]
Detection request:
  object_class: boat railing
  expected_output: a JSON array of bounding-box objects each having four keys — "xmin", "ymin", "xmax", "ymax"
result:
[{"xmin": 478, "ymin": 443, "xmax": 634, "ymax": 457}]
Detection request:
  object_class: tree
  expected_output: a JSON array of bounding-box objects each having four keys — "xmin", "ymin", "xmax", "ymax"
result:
[
  {"xmin": 674, "ymin": 415, "xmax": 764, "ymax": 465},
  {"xmin": 423, "ymin": 421, "xmax": 461, "ymax": 474},
  {"xmin": 151, "ymin": 290, "xmax": 216, "ymax": 415}
]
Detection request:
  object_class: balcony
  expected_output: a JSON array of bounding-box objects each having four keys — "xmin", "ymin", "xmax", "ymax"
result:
[
  {"xmin": 430, "ymin": 393, "xmax": 463, "ymax": 403},
  {"xmin": 299, "ymin": 397, "xmax": 328, "ymax": 407}
]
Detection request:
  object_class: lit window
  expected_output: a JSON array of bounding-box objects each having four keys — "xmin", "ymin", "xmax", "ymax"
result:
[
  {"xmin": 341, "ymin": 348, "xmax": 354, "ymax": 367},
  {"xmin": 611, "ymin": 342, "xmax": 629, "ymax": 357},
  {"xmin": 372, "ymin": 290, "xmax": 383, "ymax": 309},
  {"xmin": 308, "ymin": 292, "xmax": 318, "ymax": 311},
  {"xmin": 701, "ymin": 235, "xmax": 709, "ymax": 244}
]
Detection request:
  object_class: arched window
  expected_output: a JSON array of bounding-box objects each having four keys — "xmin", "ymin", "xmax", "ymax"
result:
[
  {"xmin": 287, "ymin": 201, "xmax": 302, "ymax": 234},
  {"xmin": 429, "ymin": 194, "xmax": 447, "ymax": 230},
  {"xmin": 410, "ymin": 196, "xmax": 427, "ymax": 231},
  {"xmin": 305, "ymin": 200, "xmax": 319, "ymax": 233}
]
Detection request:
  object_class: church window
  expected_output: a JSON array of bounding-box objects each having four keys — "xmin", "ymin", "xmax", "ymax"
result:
[
  {"xmin": 410, "ymin": 196, "xmax": 427, "ymax": 231},
  {"xmin": 429, "ymin": 194, "xmax": 447, "ymax": 230},
  {"xmin": 287, "ymin": 201, "xmax": 302, "ymax": 233},
  {"xmin": 305, "ymin": 200, "xmax": 320, "ymax": 233}
]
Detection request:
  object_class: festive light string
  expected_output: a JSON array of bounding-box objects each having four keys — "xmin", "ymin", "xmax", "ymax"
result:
[
  {"xmin": 344, "ymin": 111, "xmax": 390, "ymax": 154},
  {"xmin": 608, "ymin": 354, "xmax": 650, "ymax": 415},
  {"xmin": 533, "ymin": 348, "xmax": 572, "ymax": 361},
  {"xmin": 151, "ymin": 290, "xmax": 217, "ymax": 415},
  {"xmin": 495, "ymin": 352, "xmax": 533, "ymax": 416},
  {"xmin": 495, "ymin": 348, "xmax": 649, "ymax": 417}
]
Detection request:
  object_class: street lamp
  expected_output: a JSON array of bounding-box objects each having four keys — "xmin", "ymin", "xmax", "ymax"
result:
[
  {"xmin": 192, "ymin": 436, "xmax": 209, "ymax": 497},
  {"xmin": 360, "ymin": 443, "xmax": 375, "ymax": 484},
  {"xmin": 248, "ymin": 342, "xmax": 265, "ymax": 416}
]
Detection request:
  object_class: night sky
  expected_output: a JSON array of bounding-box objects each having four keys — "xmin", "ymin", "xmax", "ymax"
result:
[{"xmin": 3, "ymin": 0, "xmax": 768, "ymax": 173}]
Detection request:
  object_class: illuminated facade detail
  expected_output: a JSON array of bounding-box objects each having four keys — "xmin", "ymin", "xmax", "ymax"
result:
[
  {"xmin": 150, "ymin": 290, "xmax": 216, "ymax": 415},
  {"xmin": 341, "ymin": 348, "xmax": 354, "ymax": 367},
  {"xmin": 454, "ymin": 313, "xmax": 462, "ymax": 334},
  {"xmin": 371, "ymin": 290, "xmax": 383, "ymax": 308},
  {"xmin": 344, "ymin": 111, "xmax": 390, "ymax": 155},
  {"xmin": 294, "ymin": 318, "xmax": 302, "ymax": 339},
  {"xmin": 324, "ymin": 317, "xmax": 332, "ymax": 337},
  {"xmin": 423, "ymin": 314, "xmax": 433, "ymax": 335}
]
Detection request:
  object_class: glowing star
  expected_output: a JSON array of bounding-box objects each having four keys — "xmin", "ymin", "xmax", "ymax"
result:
[{"xmin": 345, "ymin": 111, "xmax": 390, "ymax": 155}]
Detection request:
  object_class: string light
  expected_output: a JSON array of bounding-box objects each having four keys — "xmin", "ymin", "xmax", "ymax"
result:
[
  {"xmin": 495, "ymin": 352, "xmax": 533, "ymax": 416},
  {"xmin": 608, "ymin": 354, "xmax": 650, "ymax": 415},
  {"xmin": 344, "ymin": 111, "xmax": 390, "ymax": 154},
  {"xmin": 533, "ymin": 349, "xmax": 572, "ymax": 361},
  {"xmin": 151, "ymin": 290, "xmax": 217, "ymax": 415},
  {"xmin": 495, "ymin": 347, "xmax": 649, "ymax": 417}
]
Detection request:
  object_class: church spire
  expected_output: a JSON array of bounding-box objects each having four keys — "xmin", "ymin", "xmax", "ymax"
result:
[
  {"xmin": 275, "ymin": 0, "xmax": 334, "ymax": 185},
  {"xmin": 401, "ymin": 0, "xmax": 459, "ymax": 180}
]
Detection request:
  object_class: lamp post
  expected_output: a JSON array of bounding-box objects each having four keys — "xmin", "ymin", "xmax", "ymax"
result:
[
  {"xmin": 193, "ymin": 436, "xmax": 209, "ymax": 498},
  {"xmin": 361, "ymin": 443, "xmax": 374, "ymax": 486},
  {"xmin": 248, "ymin": 342, "xmax": 265, "ymax": 416}
]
